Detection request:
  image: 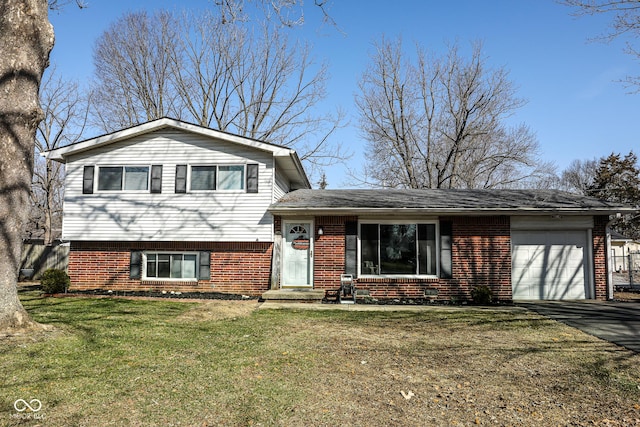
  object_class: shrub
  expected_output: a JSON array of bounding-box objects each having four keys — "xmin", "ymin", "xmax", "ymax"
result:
[
  {"xmin": 471, "ymin": 285, "xmax": 493, "ymax": 305},
  {"xmin": 40, "ymin": 268, "xmax": 70, "ymax": 294}
]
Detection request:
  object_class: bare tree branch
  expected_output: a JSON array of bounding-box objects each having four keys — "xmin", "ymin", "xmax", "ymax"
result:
[
  {"xmin": 91, "ymin": 10, "xmax": 346, "ymax": 179},
  {"xmin": 355, "ymin": 38, "xmax": 544, "ymax": 189}
]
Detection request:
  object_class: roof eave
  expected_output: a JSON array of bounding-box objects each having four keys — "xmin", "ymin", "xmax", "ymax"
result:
[
  {"xmin": 268, "ymin": 207, "xmax": 636, "ymax": 216},
  {"xmin": 43, "ymin": 118, "xmax": 298, "ymax": 163}
]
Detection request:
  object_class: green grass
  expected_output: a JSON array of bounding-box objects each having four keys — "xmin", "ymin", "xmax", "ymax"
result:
[{"xmin": 2, "ymin": 292, "xmax": 640, "ymax": 426}]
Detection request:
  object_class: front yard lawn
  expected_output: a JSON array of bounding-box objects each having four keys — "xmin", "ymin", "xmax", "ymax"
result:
[{"xmin": 2, "ymin": 292, "xmax": 640, "ymax": 426}]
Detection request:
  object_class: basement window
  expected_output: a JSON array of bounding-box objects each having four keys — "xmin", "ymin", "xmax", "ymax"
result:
[{"xmin": 144, "ymin": 252, "xmax": 198, "ymax": 280}]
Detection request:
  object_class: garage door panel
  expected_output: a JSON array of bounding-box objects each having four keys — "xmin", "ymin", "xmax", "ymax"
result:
[{"xmin": 512, "ymin": 230, "xmax": 590, "ymax": 300}]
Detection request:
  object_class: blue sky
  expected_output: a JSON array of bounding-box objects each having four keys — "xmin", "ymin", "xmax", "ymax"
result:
[{"xmin": 49, "ymin": 0, "xmax": 640, "ymax": 188}]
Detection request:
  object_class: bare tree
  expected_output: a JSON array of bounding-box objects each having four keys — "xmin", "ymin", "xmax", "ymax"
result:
[
  {"xmin": 559, "ymin": 158, "xmax": 598, "ymax": 194},
  {"xmin": 0, "ymin": 0, "xmax": 54, "ymax": 332},
  {"xmin": 214, "ymin": 0, "xmax": 337, "ymax": 28},
  {"xmin": 355, "ymin": 38, "xmax": 544, "ymax": 189},
  {"xmin": 92, "ymin": 11, "xmax": 181, "ymax": 130},
  {"xmin": 562, "ymin": 0, "xmax": 640, "ymax": 91},
  {"xmin": 28, "ymin": 68, "xmax": 88, "ymax": 244},
  {"xmin": 92, "ymin": 10, "xmax": 345, "ymax": 175}
]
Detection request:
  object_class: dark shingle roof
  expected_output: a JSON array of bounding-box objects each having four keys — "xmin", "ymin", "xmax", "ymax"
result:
[{"xmin": 270, "ymin": 189, "xmax": 635, "ymax": 215}]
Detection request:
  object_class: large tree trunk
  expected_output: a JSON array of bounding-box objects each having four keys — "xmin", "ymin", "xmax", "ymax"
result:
[{"xmin": 0, "ymin": 0, "xmax": 54, "ymax": 332}]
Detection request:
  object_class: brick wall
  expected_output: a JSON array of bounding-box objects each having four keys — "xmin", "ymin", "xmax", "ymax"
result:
[
  {"xmin": 276, "ymin": 215, "xmax": 513, "ymax": 302},
  {"xmin": 68, "ymin": 241, "xmax": 272, "ymax": 296},
  {"xmin": 442, "ymin": 216, "xmax": 512, "ymax": 301},
  {"xmin": 593, "ymin": 215, "xmax": 609, "ymax": 300},
  {"xmin": 313, "ymin": 216, "xmax": 354, "ymax": 290}
]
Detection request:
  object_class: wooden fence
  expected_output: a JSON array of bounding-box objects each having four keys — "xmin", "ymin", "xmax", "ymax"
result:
[{"xmin": 19, "ymin": 241, "xmax": 69, "ymax": 280}]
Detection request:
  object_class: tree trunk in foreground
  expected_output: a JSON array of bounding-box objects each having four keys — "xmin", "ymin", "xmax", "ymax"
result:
[{"xmin": 0, "ymin": 0, "xmax": 54, "ymax": 332}]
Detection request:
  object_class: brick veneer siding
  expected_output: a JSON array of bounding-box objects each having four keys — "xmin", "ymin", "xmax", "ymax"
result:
[
  {"xmin": 345, "ymin": 216, "xmax": 512, "ymax": 301},
  {"xmin": 593, "ymin": 215, "xmax": 609, "ymax": 300},
  {"xmin": 303, "ymin": 214, "xmax": 611, "ymax": 301},
  {"xmin": 68, "ymin": 241, "xmax": 272, "ymax": 296},
  {"xmin": 443, "ymin": 216, "xmax": 512, "ymax": 301},
  {"xmin": 276, "ymin": 215, "xmax": 513, "ymax": 302}
]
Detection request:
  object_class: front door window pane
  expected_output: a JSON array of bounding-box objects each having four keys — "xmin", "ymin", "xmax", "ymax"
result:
[{"xmin": 218, "ymin": 165, "xmax": 244, "ymax": 190}]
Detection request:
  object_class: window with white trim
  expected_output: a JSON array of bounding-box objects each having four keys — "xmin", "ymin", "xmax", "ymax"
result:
[
  {"xmin": 144, "ymin": 252, "xmax": 198, "ymax": 280},
  {"xmin": 97, "ymin": 166, "xmax": 149, "ymax": 191},
  {"xmin": 360, "ymin": 222, "xmax": 437, "ymax": 276},
  {"xmin": 189, "ymin": 165, "xmax": 245, "ymax": 191}
]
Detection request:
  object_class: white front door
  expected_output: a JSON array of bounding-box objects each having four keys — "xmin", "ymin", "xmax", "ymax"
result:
[{"xmin": 282, "ymin": 221, "xmax": 313, "ymax": 287}]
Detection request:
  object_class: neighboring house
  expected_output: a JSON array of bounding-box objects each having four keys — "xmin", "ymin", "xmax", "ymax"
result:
[
  {"xmin": 610, "ymin": 231, "xmax": 640, "ymax": 272},
  {"xmin": 45, "ymin": 118, "xmax": 636, "ymax": 301}
]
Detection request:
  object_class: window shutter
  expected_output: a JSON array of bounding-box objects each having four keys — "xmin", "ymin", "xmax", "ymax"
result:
[
  {"xmin": 439, "ymin": 221, "xmax": 453, "ymax": 279},
  {"xmin": 83, "ymin": 166, "xmax": 94, "ymax": 194},
  {"xmin": 246, "ymin": 164, "xmax": 258, "ymax": 193},
  {"xmin": 175, "ymin": 165, "xmax": 187, "ymax": 193},
  {"xmin": 198, "ymin": 251, "xmax": 211, "ymax": 280},
  {"xmin": 130, "ymin": 251, "xmax": 142, "ymax": 279},
  {"xmin": 150, "ymin": 165, "xmax": 162, "ymax": 193},
  {"xmin": 345, "ymin": 221, "xmax": 358, "ymax": 277}
]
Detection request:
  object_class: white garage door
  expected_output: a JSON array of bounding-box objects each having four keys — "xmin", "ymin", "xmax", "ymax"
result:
[{"xmin": 512, "ymin": 230, "xmax": 590, "ymax": 300}]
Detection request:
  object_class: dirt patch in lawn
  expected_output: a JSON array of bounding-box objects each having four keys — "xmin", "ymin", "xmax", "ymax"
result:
[{"xmin": 175, "ymin": 299, "xmax": 260, "ymax": 321}]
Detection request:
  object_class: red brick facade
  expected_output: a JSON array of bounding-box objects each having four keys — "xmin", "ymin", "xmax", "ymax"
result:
[
  {"xmin": 68, "ymin": 214, "xmax": 611, "ymax": 301},
  {"xmin": 593, "ymin": 215, "xmax": 610, "ymax": 300},
  {"xmin": 68, "ymin": 241, "xmax": 272, "ymax": 296},
  {"xmin": 279, "ymin": 214, "xmax": 610, "ymax": 302},
  {"xmin": 310, "ymin": 215, "xmax": 513, "ymax": 301}
]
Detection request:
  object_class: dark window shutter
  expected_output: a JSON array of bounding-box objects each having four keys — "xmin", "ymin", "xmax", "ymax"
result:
[
  {"xmin": 130, "ymin": 251, "xmax": 142, "ymax": 279},
  {"xmin": 246, "ymin": 164, "xmax": 258, "ymax": 193},
  {"xmin": 83, "ymin": 166, "xmax": 94, "ymax": 194},
  {"xmin": 151, "ymin": 165, "xmax": 162, "ymax": 193},
  {"xmin": 198, "ymin": 251, "xmax": 211, "ymax": 280},
  {"xmin": 439, "ymin": 221, "xmax": 453, "ymax": 279},
  {"xmin": 345, "ymin": 221, "xmax": 358, "ymax": 277},
  {"xmin": 175, "ymin": 165, "xmax": 187, "ymax": 193}
]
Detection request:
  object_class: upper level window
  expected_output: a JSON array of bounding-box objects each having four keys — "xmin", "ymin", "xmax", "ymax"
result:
[
  {"xmin": 218, "ymin": 165, "xmax": 244, "ymax": 190},
  {"xmin": 191, "ymin": 166, "xmax": 216, "ymax": 191},
  {"xmin": 190, "ymin": 165, "xmax": 244, "ymax": 191},
  {"xmin": 98, "ymin": 166, "xmax": 149, "ymax": 191},
  {"xmin": 360, "ymin": 222, "xmax": 437, "ymax": 276}
]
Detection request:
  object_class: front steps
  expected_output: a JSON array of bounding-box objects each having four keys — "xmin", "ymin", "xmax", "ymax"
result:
[{"xmin": 261, "ymin": 288, "xmax": 325, "ymax": 303}]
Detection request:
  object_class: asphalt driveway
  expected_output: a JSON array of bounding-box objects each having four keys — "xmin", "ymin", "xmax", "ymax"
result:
[{"xmin": 518, "ymin": 300, "xmax": 640, "ymax": 353}]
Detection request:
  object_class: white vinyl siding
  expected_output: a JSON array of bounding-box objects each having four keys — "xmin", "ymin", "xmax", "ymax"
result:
[
  {"xmin": 62, "ymin": 129, "xmax": 278, "ymax": 242},
  {"xmin": 273, "ymin": 169, "xmax": 289, "ymax": 202}
]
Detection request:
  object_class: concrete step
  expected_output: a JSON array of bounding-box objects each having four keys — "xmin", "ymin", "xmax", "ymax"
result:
[{"xmin": 261, "ymin": 289, "xmax": 325, "ymax": 302}]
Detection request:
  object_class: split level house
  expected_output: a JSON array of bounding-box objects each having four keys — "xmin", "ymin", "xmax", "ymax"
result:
[{"xmin": 44, "ymin": 118, "xmax": 636, "ymax": 301}]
